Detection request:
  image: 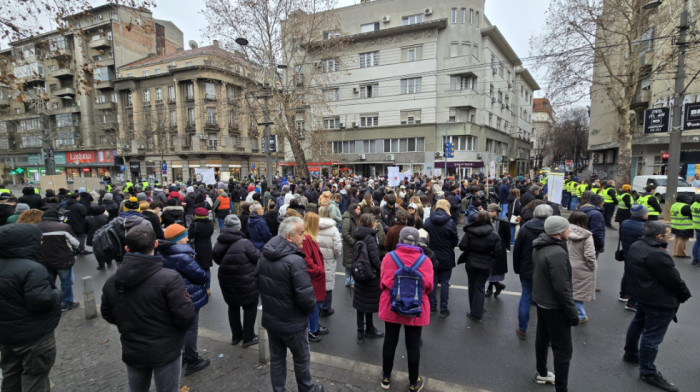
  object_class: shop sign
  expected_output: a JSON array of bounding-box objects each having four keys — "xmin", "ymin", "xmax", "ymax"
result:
[
  {"xmin": 97, "ymin": 150, "xmax": 116, "ymax": 163},
  {"xmin": 54, "ymin": 153, "xmax": 66, "ymax": 165},
  {"xmin": 129, "ymin": 162, "xmax": 140, "ymax": 171},
  {"xmin": 643, "ymin": 108, "xmax": 670, "ymax": 134},
  {"xmin": 684, "ymin": 102, "xmax": 700, "ymax": 131},
  {"xmin": 67, "ymin": 151, "xmax": 96, "ymax": 163},
  {"xmin": 28, "ymin": 153, "xmax": 43, "ymax": 165},
  {"xmin": 82, "ymin": 168, "xmax": 91, "ymax": 172}
]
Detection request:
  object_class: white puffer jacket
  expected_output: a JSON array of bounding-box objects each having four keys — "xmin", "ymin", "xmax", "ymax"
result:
[{"xmin": 316, "ymin": 217, "xmax": 342, "ymax": 291}]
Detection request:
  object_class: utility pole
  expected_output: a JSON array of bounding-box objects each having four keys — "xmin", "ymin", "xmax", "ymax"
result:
[{"xmin": 261, "ymin": 84, "xmax": 273, "ymax": 179}]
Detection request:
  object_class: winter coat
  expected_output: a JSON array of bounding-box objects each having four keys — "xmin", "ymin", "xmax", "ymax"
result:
[
  {"xmin": 0, "ymin": 203, "xmax": 15, "ymax": 225},
  {"xmin": 212, "ymin": 228, "xmax": 260, "ymax": 306},
  {"xmin": 101, "ymin": 252, "xmax": 195, "ymax": 368},
  {"xmin": 352, "ymin": 225, "xmax": 382, "ymax": 313},
  {"xmin": 424, "ymin": 209, "xmax": 458, "ymax": 270},
  {"xmin": 378, "ymin": 244, "xmax": 434, "ymax": 326},
  {"xmin": 445, "ymin": 191, "xmax": 461, "ymax": 222},
  {"xmin": 374, "ymin": 215, "xmax": 387, "ymax": 259},
  {"xmin": 330, "ymin": 201, "xmax": 342, "ymax": 226},
  {"xmin": 512, "ymin": 217, "xmax": 546, "ymax": 281},
  {"xmin": 317, "ymin": 218, "xmax": 341, "ymax": 292},
  {"xmin": 65, "ymin": 198, "xmax": 87, "ymax": 235},
  {"xmin": 157, "ymin": 241, "xmax": 208, "ymax": 310},
  {"xmin": 625, "ymin": 237, "xmax": 692, "ymax": 309},
  {"xmin": 465, "ymin": 204, "xmax": 479, "ymax": 225},
  {"xmin": 36, "ymin": 218, "xmax": 79, "ymax": 269},
  {"xmin": 102, "ymin": 200, "xmax": 120, "ymax": 221},
  {"xmin": 141, "ymin": 210, "xmax": 164, "ymax": 239},
  {"xmin": 263, "ymin": 210, "xmax": 280, "ymax": 237},
  {"xmin": 458, "ymin": 221, "xmax": 502, "ymax": 270},
  {"xmin": 302, "ymin": 235, "xmax": 326, "ymax": 302},
  {"xmin": 567, "ymin": 225, "xmax": 597, "ymax": 302},
  {"xmin": 620, "ymin": 217, "xmax": 645, "ymax": 259},
  {"xmin": 506, "ymin": 198, "xmax": 522, "ymax": 222},
  {"xmin": 341, "ymin": 211, "xmax": 358, "ymax": 267},
  {"xmin": 85, "ymin": 204, "xmax": 109, "ymax": 246},
  {"xmin": 0, "ymin": 224, "xmax": 62, "ymax": 345},
  {"xmin": 256, "ymin": 236, "xmax": 316, "ymax": 334},
  {"xmin": 239, "ymin": 211, "xmax": 250, "ymax": 238},
  {"xmin": 111, "ymin": 211, "xmax": 153, "ymax": 259},
  {"xmin": 520, "ymin": 191, "xmax": 537, "ymax": 209},
  {"xmin": 161, "ymin": 206, "xmax": 184, "ymax": 227},
  {"xmin": 19, "ymin": 193, "xmax": 42, "ymax": 210},
  {"xmin": 532, "ymin": 233, "xmax": 578, "ymax": 323},
  {"xmin": 248, "ymin": 213, "xmax": 272, "ymax": 252},
  {"xmin": 380, "ymin": 205, "xmax": 397, "ymax": 232},
  {"xmin": 498, "ymin": 183, "xmax": 511, "ymax": 203},
  {"xmin": 580, "ymin": 205, "xmax": 605, "ymax": 251},
  {"xmin": 188, "ymin": 217, "xmax": 214, "ymax": 269}
]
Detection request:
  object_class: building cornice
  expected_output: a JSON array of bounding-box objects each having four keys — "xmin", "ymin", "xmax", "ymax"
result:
[
  {"xmin": 481, "ymin": 26, "xmax": 522, "ymax": 67},
  {"xmin": 306, "ymin": 19, "xmax": 448, "ymax": 50}
]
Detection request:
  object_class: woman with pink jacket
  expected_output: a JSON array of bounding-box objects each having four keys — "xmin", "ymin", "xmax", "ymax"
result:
[{"xmin": 378, "ymin": 227, "xmax": 434, "ymax": 392}]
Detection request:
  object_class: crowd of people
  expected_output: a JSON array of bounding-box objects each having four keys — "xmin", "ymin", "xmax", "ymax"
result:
[{"xmin": 0, "ymin": 171, "xmax": 694, "ymax": 392}]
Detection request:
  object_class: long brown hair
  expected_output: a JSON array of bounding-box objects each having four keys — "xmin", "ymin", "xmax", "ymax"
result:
[
  {"xmin": 568, "ymin": 211, "xmax": 588, "ymax": 230},
  {"xmin": 359, "ymin": 213, "xmax": 376, "ymax": 228}
]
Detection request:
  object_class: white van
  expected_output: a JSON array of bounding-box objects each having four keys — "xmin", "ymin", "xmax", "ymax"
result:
[{"xmin": 631, "ymin": 175, "xmax": 696, "ymax": 203}]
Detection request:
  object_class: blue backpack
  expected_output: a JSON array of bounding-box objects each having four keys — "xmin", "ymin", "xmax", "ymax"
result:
[{"xmin": 388, "ymin": 251, "xmax": 427, "ymax": 317}]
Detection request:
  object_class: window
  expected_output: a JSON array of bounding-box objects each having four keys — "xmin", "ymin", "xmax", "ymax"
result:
[
  {"xmin": 229, "ymin": 111, "xmax": 236, "ymax": 127},
  {"xmin": 22, "ymin": 135, "xmax": 42, "ymax": 148},
  {"xmin": 360, "ymin": 83, "xmax": 378, "ymax": 98},
  {"xmin": 0, "ymin": 138, "xmax": 8, "ymax": 150},
  {"xmin": 402, "ymin": 46, "xmax": 422, "ymax": 62},
  {"xmin": 498, "ymin": 91, "xmax": 503, "ymax": 103},
  {"xmin": 323, "ymin": 30, "xmax": 340, "ymax": 40},
  {"xmin": 359, "ymin": 52, "xmax": 379, "ymax": 68},
  {"xmin": 462, "ymin": 42, "xmax": 471, "ymax": 56},
  {"xmin": 472, "ymin": 43, "xmax": 479, "ymax": 59},
  {"xmin": 443, "ymin": 135, "xmax": 476, "ymax": 151},
  {"xmin": 154, "ymin": 68, "xmax": 161, "ymax": 75},
  {"xmin": 323, "ymin": 117, "xmax": 340, "ymax": 129},
  {"xmin": 208, "ymin": 134, "xmax": 217, "ymax": 147},
  {"xmin": 321, "ymin": 58, "xmax": 337, "ymax": 73},
  {"xmin": 186, "ymin": 83, "xmax": 194, "ymax": 100},
  {"xmin": 360, "ymin": 114, "xmax": 379, "ymax": 127},
  {"xmin": 143, "ymin": 89, "xmax": 150, "ymax": 102},
  {"xmin": 401, "ymin": 77, "xmax": 422, "ymax": 94},
  {"xmin": 49, "ymin": 36, "xmax": 67, "ymax": 51},
  {"xmin": 451, "ymin": 8, "xmax": 457, "ymax": 23},
  {"xmin": 469, "ymin": 9, "xmax": 474, "ymax": 24},
  {"xmin": 143, "ymin": 70, "xmax": 149, "ymax": 76},
  {"xmin": 400, "ymin": 110, "xmax": 421, "ymax": 125},
  {"xmin": 168, "ymin": 86, "xmax": 176, "ymax": 102},
  {"xmin": 450, "ymin": 42, "xmax": 460, "ymax": 57},
  {"xmin": 461, "ymin": 8, "xmax": 466, "ymax": 24},
  {"xmin": 188, "ymin": 108, "xmax": 195, "ymax": 126},
  {"xmin": 322, "ymin": 88, "xmax": 339, "ymax": 101},
  {"xmin": 126, "ymin": 92, "xmax": 132, "ymax": 106},
  {"xmin": 155, "ymin": 88, "xmax": 162, "ymax": 101},
  {"xmin": 112, "ymin": 93, "xmax": 118, "ymax": 102},
  {"xmin": 205, "ymin": 82, "xmax": 216, "ymax": 99},
  {"xmin": 170, "ymin": 110, "xmax": 177, "ymax": 126},
  {"xmin": 496, "ymin": 118, "xmax": 502, "ymax": 129},
  {"xmin": 402, "ymin": 14, "xmax": 423, "ymax": 26},
  {"xmin": 206, "ymin": 108, "xmax": 217, "ymax": 125},
  {"xmin": 475, "ymin": 11, "xmax": 480, "ymax": 26},
  {"xmin": 360, "ymin": 22, "xmax": 380, "ymax": 33},
  {"xmin": 450, "ymin": 74, "xmax": 477, "ymax": 90},
  {"xmin": 56, "ymin": 114, "xmax": 75, "ymax": 128},
  {"xmin": 227, "ymin": 86, "xmax": 235, "ymax": 101},
  {"xmin": 95, "ymin": 95, "xmax": 106, "ymax": 103}
]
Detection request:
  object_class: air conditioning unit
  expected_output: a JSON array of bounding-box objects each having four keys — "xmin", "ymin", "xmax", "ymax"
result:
[
  {"xmin": 199, "ymin": 134, "xmax": 206, "ymax": 140},
  {"xmin": 593, "ymin": 153, "xmax": 601, "ymax": 164},
  {"xmin": 382, "ymin": 15, "xmax": 391, "ymax": 23},
  {"xmin": 359, "ymin": 154, "xmax": 367, "ymax": 160},
  {"xmin": 137, "ymin": 144, "xmax": 145, "ymax": 149},
  {"xmin": 352, "ymin": 122, "xmax": 359, "ymax": 128},
  {"xmin": 352, "ymin": 87, "xmax": 359, "ymax": 94},
  {"xmin": 386, "ymin": 154, "xmax": 395, "ymax": 161},
  {"xmin": 424, "ymin": 8, "xmax": 433, "ymax": 15},
  {"xmin": 339, "ymin": 122, "xmax": 345, "ymax": 129},
  {"xmin": 476, "ymin": 153, "xmax": 482, "ymax": 159}
]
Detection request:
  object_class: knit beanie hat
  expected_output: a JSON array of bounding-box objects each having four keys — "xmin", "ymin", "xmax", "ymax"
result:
[
  {"xmin": 630, "ymin": 204, "xmax": 649, "ymax": 218},
  {"xmin": 79, "ymin": 187, "xmax": 86, "ymax": 193},
  {"xmin": 15, "ymin": 203, "xmax": 30, "ymax": 213},
  {"xmin": 247, "ymin": 184, "xmax": 255, "ymax": 192},
  {"xmin": 194, "ymin": 207, "xmax": 209, "ymax": 217},
  {"xmin": 164, "ymin": 224, "xmax": 188, "ymax": 243},
  {"xmin": 103, "ymin": 192, "xmax": 114, "ymax": 201},
  {"xmin": 589, "ymin": 194, "xmax": 604, "ymax": 206},
  {"xmin": 136, "ymin": 193, "xmax": 147, "ymax": 201},
  {"xmin": 123, "ymin": 197, "xmax": 140, "ymax": 211},
  {"xmin": 622, "ymin": 184, "xmax": 632, "ymax": 191},
  {"xmin": 399, "ymin": 226, "xmax": 420, "ymax": 246},
  {"xmin": 224, "ymin": 214, "xmax": 241, "ymax": 229},
  {"xmin": 43, "ymin": 208, "xmax": 60, "ymax": 221},
  {"xmin": 544, "ymin": 216, "xmax": 570, "ymax": 236}
]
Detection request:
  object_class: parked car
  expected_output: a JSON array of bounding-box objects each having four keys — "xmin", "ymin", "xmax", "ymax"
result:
[{"xmin": 631, "ymin": 175, "xmax": 696, "ymax": 202}]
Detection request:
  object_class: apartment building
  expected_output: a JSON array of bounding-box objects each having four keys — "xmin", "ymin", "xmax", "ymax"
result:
[
  {"xmin": 114, "ymin": 42, "xmax": 274, "ymax": 182},
  {"xmin": 532, "ymin": 98, "xmax": 556, "ymax": 168},
  {"xmin": 0, "ymin": 4, "xmax": 183, "ymax": 184},
  {"xmin": 288, "ymin": 0, "xmax": 538, "ymax": 178}
]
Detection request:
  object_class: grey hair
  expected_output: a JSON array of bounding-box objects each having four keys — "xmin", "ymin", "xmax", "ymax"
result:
[
  {"xmin": 279, "ymin": 216, "xmax": 304, "ymax": 239},
  {"xmin": 318, "ymin": 206, "xmax": 332, "ymax": 219},
  {"xmin": 533, "ymin": 204, "xmax": 553, "ymax": 219},
  {"xmin": 529, "ymin": 185, "xmax": 540, "ymax": 193},
  {"xmin": 251, "ymin": 203, "xmax": 263, "ymax": 214},
  {"xmin": 281, "ymin": 185, "xmax": 290, "ymax": 194},
  {"xmin": 643, "ymin": 221, "xmax": 669, "ymax": 238}
]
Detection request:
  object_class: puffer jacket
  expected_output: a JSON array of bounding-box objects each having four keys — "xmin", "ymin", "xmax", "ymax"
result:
[
  {"xmin": 567, "ymin": 224, "xmax": 597, "ymax": 302},
  {"xmin": 256, "ymin": 236, "xmax": 316, "ymax": 333},
  {"xmin": 248, "ymin": 213, "xmax": 272, "ymax": 252},
  {"xmin": 352, "ymin": 225, "xmax": 382, "ymax": 313},
  {"xmin": 317, "ymin": 217, "xmax": 341, "ymax": 292},
  {"xmin": 341, "ymin": 210, "xmax": 358, "ymax": 267},
  {"xmin": 302, "ymin": 235, "xmax": 326, "ymax": 302},
  {"xmin": 64, "ymin": 198, "xmax": 87, "ymax": 235},
  {"xmin": 512, "ymin": 217, "xmax": 546, "ymax": 280},
  {"xmin": 102, "ymin": 199, "xmax": 120, "ymax": 221},
  {"xmin": 379, "ymin": 244, "xmax": 434, "ymax": 326},
  {"xmin": 157, "ymin": 241, "xmax": 208, "ymax": 310},
  {"xmin": 424, "ymin": 209, "xmax": 458, "ymax": 270},
  {"xmin": 188, "ymin": 217, "xmax": 214, "ymax": 269},
  {"xmin": 458, "ymin": 221, "xmax": 501, "ymax": 270},
  {"xmin": 263, "ymin": 210, "xmax": 280, "ymax": 236},
  {"xmin": 620, "ymin": 217, "xmax": 645, "ymax": 258},
  {"xmin": 36, "ymin": 217, "xmax": 79, "ymax": 269},
  {"xmin": 580, "ymin": 205, "xmax": 605, "ymax": 251},
  {"xmin": 532, "ymin": 233, "xmax": 578, "ymax": 323},
  {"xmin": 111, "ymin": 211, "xmax": 153, "ymax": 261},
  {"xmin": 0, "ymin": 224, "xmax": 62, "ymax": 345},
  {"xmin": 213, "ymin": 228, "xmax": 260, "ymax": 306}
]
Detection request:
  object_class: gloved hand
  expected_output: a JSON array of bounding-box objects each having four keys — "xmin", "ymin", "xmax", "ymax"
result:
[{"xmin": 570, "ymin": 317, "xmax": 580, "ymax": 327}]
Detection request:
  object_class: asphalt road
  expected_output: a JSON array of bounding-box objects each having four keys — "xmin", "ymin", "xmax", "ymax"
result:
[{"xmin": 69, "ymin": 224, "xmax": 700, "ymax": 392}]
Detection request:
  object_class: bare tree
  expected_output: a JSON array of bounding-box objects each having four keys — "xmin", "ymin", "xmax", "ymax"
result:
[
  {"xmin": 549, "ymin": 107, "xmax": 589, "ymax": 172},
  {"xmin": 203, "ymin": 0, "xmax": 344, "ymax": 179},
  {"xmin": 531, "ymin": 0, "xmax": 678, "ymax": 184}
]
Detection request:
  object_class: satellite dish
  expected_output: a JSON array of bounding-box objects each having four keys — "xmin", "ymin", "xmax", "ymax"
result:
[{"xmin": 188, "ymin": 40, "xmax": 198, "ymax": 49}]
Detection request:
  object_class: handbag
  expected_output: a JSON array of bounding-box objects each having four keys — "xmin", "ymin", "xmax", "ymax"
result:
[
  {"xmin": 614, "ymin": 237, "xmax": 624, "ymax": 261},
  {"xmin": 509, "ymin": 201, "xmax": 519, "ymax": 224}
]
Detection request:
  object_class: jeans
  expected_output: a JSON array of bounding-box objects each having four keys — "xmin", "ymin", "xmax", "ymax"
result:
[
  {"xmin": 569, "ymin": 196, "xmax": 579, "ymax": 211},
  {"xmin": 308, "ymin": 302, "xmax": 321, "ymax": 333},
  {"xmin": 574, "ymin": 300, "xmax": 587, "ymax": 320},
  {"xmin": 382, "ymin": 322, "xmax": 422, "ymax": 385},
  {"xmin": 268, "ymin": 329, "xmax": 315, "ymax": 392},
  {"xmin": 126, "ymin": 354, "xmax": 182, "ymax": 392},
  {"xmin": 535, "ymin": 307, "xmax": 573, "ymax": 392},
  {"xmin": 356, "ymin": 310, "xmax": 376, "ymax": 332},
  {"xmin": 624, "ymin": 303, "xmax": 675, "ymax": 376},
  {"xmin": 510, "ymin": 223, "xmax": 517, "ymax": 245},
  {"xmin": 693, "ymin": 229, "xmax": 700, "ymax": 261},
  {"xmin": 183, "ymin": 310, "xmax": 200, "ymax": 362},
  {"xmin": 217, "ymin": 217, "xmax": 225, "ymax": 230},
  {"xmin": 466, "ymin": 266, "xmax": 490, "ymax": 319},
  {"xmin": 518, "ymin": 279, "xmax": 533, "ymax": 331},
  {"xmin": 429, "ymin": 268, "xmax": 452, "ymax": 312},
  {"xmin": 500, "ymin": 203, "xmax": 508, "ymax": 219},
  {"xmin": 48, "ymin": 267, "xmax": 74, "ymax": 306},
  {"xmin": 345, "ymin": 266, "xmax": 355, "ymax": 287},
  {"xmin": 228, "ymin": 302, "xmax": 257, "ymax": 342},
  {"xmin": 321, "ymin": 290, "xmax": 333, "ymax": 311},
  {"xmin": 0, "ymin": 331, "xmax": 56, "ymax": 392}
]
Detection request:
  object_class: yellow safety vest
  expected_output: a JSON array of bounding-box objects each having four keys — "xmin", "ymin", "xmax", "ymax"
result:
[
  {"xmin": 638, "ymin": 194, "xmax": 660, "ymax": 216},
  {"xmin": 691, "ymin": 202, "xmax": 700, "ymax": 230},
  {"xmin": 617, "ymin": 193, "xmax": 631, "ymax": 209},
  {"xmin": 603, "ymin": 187, "xmax": 616, "ymax": 204},
  {"xmin": 671, "ymin": 202, "xmax": 693, "ymax": 231},
  {"xmin": 577, "ymin": 184, "xmax": 588, "ymax": 196},
  {"xmin": 570, "ymin": 182, "xmax": 580, "ymax": 197},
  {"xmin": 0, "ymin": 188, "xmax": 10, "ymax": 195}
]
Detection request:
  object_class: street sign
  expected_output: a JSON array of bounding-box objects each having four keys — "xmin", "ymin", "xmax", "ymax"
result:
[
  {"xmin": 565, "ymin": 160, "xmax": 573, "ymax": 169},
  {"xmin": 162, "ymin": 169, "xmax": 167, "ymax": 175},
  {"xmin": 643, "ymin": 107, "xmax": 670, "ymax": 134},
  {"xmin": 683, "ymin": 102, "xmax": 700, "ymax": 130},
  {"xmin": 252, "ymin": 163, "xmax": 256, "ymax": 170},
  {"xmin": 161, "ymin": 162, "xmax": 167, "ymax": 171},
  {"xmin": 269, "ymin": 135, "xmax": 277, "ymax": 153},
  {"xmin": 120, "ymin": 165, "xmax": 126, "ymax": 172}
]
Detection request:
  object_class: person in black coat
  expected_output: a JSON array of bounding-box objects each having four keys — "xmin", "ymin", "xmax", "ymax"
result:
[
  {"xmin": 213, "ymin": 214, "xmax": 261, "ymax": 347},
  {"xmin": 85, "ymin": 204, "xmax": 109, "ymax": 247},
  {"xmin": 519, "ymin": 185, "xmax": 540, "ymax": 209},
  {"xmin": 263, "ymin": 200, "xmax": 280, "ymax": 236},
  {"xmin": 64, "ymin": 194, "xmax": 89, "ymax": 254},
  {"xmin": 141, "ymin": 201, "xmax": 164, "ymax": 240},
  {"xmin": 188, "ymin": 207, "xmax": 214, "ymax": 294},
  {"xmin": 161, "ymin": 198, "xmax": 184, "ymax": 228},
  {"xmin": 101, "ymin": 192, "xmax": 119, "ymax": 221},
  {"xmin": 18, "ymin": 187, "xmax": 42, "ymax": 209},
  {"xmin": 424, "ymin": 200, "xmax": 458, "ymax": 318},
  {"xmin": 352, "ymin": 214, "xmax": 385, "ymax": 343},
  {"xmin": 485, "ymin": 204, "xmax": 510, "ymax": 297},
  {"xmin": 458, "ymin": 211, "xmax": 502, "ymax": 322}
]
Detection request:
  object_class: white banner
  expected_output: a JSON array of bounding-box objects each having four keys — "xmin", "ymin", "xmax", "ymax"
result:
[
  {"xmin": 547, "ymin": 172, "xmax": 565, "ymax": 205},
  {"xmin": 387, "ymin": 166, "xmax": 400, "ymax": 187},
  {"xmin": 194, "ymin": 168, "xmax": 216, "ymax": 185}
]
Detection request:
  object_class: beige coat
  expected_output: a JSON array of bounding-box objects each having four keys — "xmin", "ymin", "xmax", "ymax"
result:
[{"xmin": 567, "ymin": 224, "xmax": 597, "ymax": 302}]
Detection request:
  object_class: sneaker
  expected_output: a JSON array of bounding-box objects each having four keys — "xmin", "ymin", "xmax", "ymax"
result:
[
  {"xmin": 534, "ymin": 371, "xmax": 555, "ymax": 385},
  {"xmin": 380, "ymin": 376, "xmax": 391, "ymax": 390},
  {"xmin": 466, "ymin": 312, "xmax": 482, "ymax": 323},
  {"xmin": 494, "ymin": 283, "xmax": 506, "ymax": 298},
  {"xmin": 579, "ymin": 316, "xmax": 589, "ymax": 324},
  {"xmin": 692, "ymin": 259, "xmax": 700, "ymax": 266},
  {"xmin": 622, "ymin": 353, "xmax": 639, "ymax": 364},
  {"xmin": 625, "ymin": 303, "xmax": 637, "ymax": 312},
  {"xmin": 61, "ymin": 302, "xmax": 80, "ymax": 312},
  {"xmin": 516, "ymin": 328, "xmax": 527, "ymax": 340},
  {"xmin": 409, "ymin": 376, "xmax": 424, "ymax": 392},
  {"xmin": 308, "ymin": 331, "xmax": 322, "ymax": 343},
  {"xmin": 618, "ymin": 295, "xmax": 629, "ymax": 302},
  {"xmin": 317, "ymin": 325, "xmax": 330, "ymax": 335},
  {"xmin": 439, "ymin": 310, "xmax": 450, "ymax": 319},
  {"xmin": 485, "ymin": 288, "xmax": 493, "ymax": 297},
  {"xmin": 640, "ymin": 372, "xmax": 679, "ymax": 392},
  {"xmin": 184, "ymin": 357, "xmax": 210, "ymax": 376},
  {"xmin": 242, "ymin": 336, "xmax": 259, "ymax": 348},
  {"xmin": 365, "ymin": 328, "xmax": 385, "ymax": 338}
]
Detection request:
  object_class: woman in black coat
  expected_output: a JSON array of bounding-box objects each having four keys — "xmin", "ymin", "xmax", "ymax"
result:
[
  {"xmin": 352, "ymin": 213, "xmax": 384, "ymax": 343},
  {"xmin": 458, "ymin": 211, "xmax": 502, "ymax": 322},
  {"xmin": 85, "ymin": 204, "xmax": 109, "ymax": 246},
  {"xmin": 263, "ymin": 200, "xmax": 280, "ymax": 236},
  {"xmin": 213, "ymin": 216, "xmax": 261, "ymax": 347},
  {"xmin": 423, "ymin": 200, "xmax": 458, "ymax": 316},
  {"xmin": 486, "ymin": 208, "xmax": 510, "ymax": 297},
  {"xmin": 188, "ymin": 208, "xmax": 214, "ymax": 294}
]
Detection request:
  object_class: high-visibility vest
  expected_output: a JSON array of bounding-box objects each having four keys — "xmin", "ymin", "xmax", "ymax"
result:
[
  {"xmin": 603, "ymin": 187, "xmax": 617, "ymax": 204},
  {"xmin": 34, "ymin": 187, "xmax": 39, "ymax": 194},
  {"xmin": 638, "ymin": 194, "xmax": 660, "ymax": 216},
  {"xmin": 577, "ymin": 183, "xmax": 588, "ymax": 196},
  {"xmin": 106, "ymin": 184, "xmax": 112, "ymax": 192},
  {"xmin": 570, "ymin": 182, "xmax": 580, "ymax": 197},
  {"xmin": 217, "ymin": 195, "xmax": 231, "ymax": 211},
  {"xmin": 563, "ymin": 180, "xmax": 571, "ymax": 193},
  {"xmin": 617, "ymin": 193, "xmax": 631, "ymax": 209},
  {"xmin": 142, "ymin": 181, "xmax": 150, "ymax": 189},
  {"xmin": 0, "ymin": 188, "xmax": 10, "ymax": 195},
  {"xmin": 671, "ymin": 202, "xmax": 693, "ymax": 231},
  {"xmin": 591, "ymin": 187, "xmax": 600, "ymax": 195},
  {"xmin": 125, "ymin": 182, "xmax": 134, "ymax": 192},
  {"xmin": 691, "ymin": 202, "xmax": 700, "ymax": 230}
]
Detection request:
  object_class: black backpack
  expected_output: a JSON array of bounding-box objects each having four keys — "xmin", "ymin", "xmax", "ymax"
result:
[
  {"xmin": 92, "ymin": 222, "xmax": 124, "ymax": 265},
  {"xmin": 351, "ymin": 239, "xmax": 375, "ymax": 282}
]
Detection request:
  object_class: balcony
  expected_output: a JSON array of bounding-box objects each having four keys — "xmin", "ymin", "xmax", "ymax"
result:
[
  {"xmin": 631, "ymin": 88, "xmax": 651, "ymax": 110},
  {"xmin": 94, "ymin": 80, "xmax": 114, "ymax": 90},
  {"xmin": 95, "ymin": 57, "xmax": 115, "ymax": 68},
  {"xmin": 49, "ymin": 68, "xmax": 74, "ymax": 79},
  {"xmin": 52, "ymin": 87, "xmax": 76, "ymax": 97},
  {"xmin": 89, "ymin": 37, "xmax": 112, "ymax": 49},
  {"xmin": 94, "ymin": 101, "xmax": 116, "ymax": 110},
  {"xmin": 0, "ymin": 97, "xmax": 10, "ymax": 107}
]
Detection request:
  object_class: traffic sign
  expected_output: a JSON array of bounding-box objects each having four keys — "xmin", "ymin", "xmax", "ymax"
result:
[
  {"xmin": 252, "ymin": 163, "xmax": 256, "ymax": 170},
  {"xmin": 565, "ymin": 160, "xmax": 573, "ymax": 168},
  {"xmin": 161, "ymin": 162, "xmax": 167, "ymax": 171},
  {"xmin": 683, "ymin": 102, "xmax": 700, "ymax": 130}
]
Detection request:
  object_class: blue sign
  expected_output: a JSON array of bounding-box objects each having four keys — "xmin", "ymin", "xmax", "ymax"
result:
[
  {"xmin": 162, "ymin": 169, "xmax": 167, "ymax": 175},
  {"xmin": 252, "ymin": 163, "xmax": 256, "ymax": 169},
  {"xmin": 120, "ymin": 165, "xmax": 126, "ymax": 172},
  {"xmin": 162, "ymin": 162, "xmax": 167, "ymax": 171}
]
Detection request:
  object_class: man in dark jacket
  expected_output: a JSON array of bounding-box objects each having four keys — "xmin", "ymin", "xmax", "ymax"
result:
[
  {"xmin": 532, "ymin": 216, "xmax": 578, "ymax": 392},
  {"xmin": 618, "ymin": 205, "xmax": 648, "ymax": 309},
  {"xmin": 18, "ymin": 186, "xmax": 42, "ymax": 209},
  {"xmin": 37, "ymin": 208, "xmax": 81, "ymax": 310},
  {"xmin": 520, "ymin": 185, "xmax": 540, "ymax": 208},
  {"xmin": 623, "ymin": 221, "xmax": 691, "ymax": 392},
  {"xmin": 257, "ymin": 217, "xmax": 324, "ymax": 392},
  {"xmin": 248, "ymin": 203, "xmax": 272, "ymax": 252},
  {"xmin": 513, "ymin": 204, "xmax": 553, "ymax": 339},
  {"xmin": 102, "ymin": 224, "xmax": 195, "ymax": 392},
  {"xmin": 102, "ymin": 192, "xmax": 119, "ymax": 221},
  {"xmin": 580, "ymin": 194, "xmax": 606, "ymax": 255},
  {"xmin": 499, "ymin": 180, "xmax": 511, "ymax": 219},
  {"xmin": 424, "ymin": 200, "xmax": 459, "ymax": 318},
  {"xmin": 380, "ymin": 193, "xmax": 398, "ymax": 232},
  {"xmin": 0, "ymin": 224, "xmax": 62, "ymax": 391},
  {"xmin": 65, "ymin": 193, "xmax": 91, "ymax": 254}
]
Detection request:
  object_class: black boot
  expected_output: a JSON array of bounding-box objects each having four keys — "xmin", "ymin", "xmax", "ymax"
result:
[
  {"xmin": 485, "ymin": 283, "xmax": 494, "ymax": 298},
  {"xmin": 494, "ymin": 282, "xmax": 506, "ymax": 298},
  {"xmin": 356, "ymin": 329, "xmax": 365, "ymax": 344}
]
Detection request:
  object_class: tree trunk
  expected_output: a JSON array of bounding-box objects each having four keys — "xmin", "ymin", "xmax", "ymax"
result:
[{"xmin": 616, "ymin": 111, "xmax": 633, "ymax": 185}]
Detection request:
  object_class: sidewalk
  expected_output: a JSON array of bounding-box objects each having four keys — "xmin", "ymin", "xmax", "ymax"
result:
[{"xmin": 48, "ymin": 308, "xmax": 479, "ymax": 392}]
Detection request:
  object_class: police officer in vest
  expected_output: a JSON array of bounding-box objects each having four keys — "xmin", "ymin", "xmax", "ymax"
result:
[
  {"xmin": 670, "ymin": 194, "xmax": 693, "ymax": 258},
  {"xmin": 0, "ymin": 183, "xmax": 11, "ymax": 197},
  {"xmin": 600, "ymin": 180, "xmax": 618, "ymax": 230},
  {"xmin": 563, "ymin": 176, "xmax": 572, "ymax": 211},
  {"xmin": 637, "ymin": 185, "xmax": 662, "ymax": 221},
  {"xmin": 569, "ymin": 177, "xmax": 580, "ymax": 211},
  {"xmin": 575, "ymin": 179, "xmax": 589, "ymax": 210},
  {"xmin": 615, "ymin": 184, "xmax": 633, "ymax": 224},
  {"xmin": 691, "ymin": 194, "xmax": 700, "ymax": 266}
]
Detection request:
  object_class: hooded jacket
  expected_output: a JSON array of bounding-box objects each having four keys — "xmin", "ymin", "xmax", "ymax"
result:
[
  {"xmin": 213, "ymin": 228, "xmax": 260, "ymax": 306},
  {"xmin": 317, "ymin": 217, "xmax": 341, "ymax": 292},
  {"xmin": 352, "ymin": 225, "xmax": 382, "ymax": 313},
  {"xmin": 161, "ymin": 205, "xmax": 184, "ymax": 227},
  {"xmin": 379, "ymin": 244, "xmax": 434, "ymax": 326},
  {"xmin": 532, "ymin": 233, "xmax": 578, "ymax": 323},
  {"xmin": 458, "ymin": 221, "xmax": 501, "ymax": 270},
  {"xmin": 302, "ymin": 234, "xmax": 326, "ymax": 302},
  {"xmin": 36, "ymin": 215, "xmax": 80, "ymax": 269},
  {"xmin": 580, "ymin": 205, "xmax": 605, "ymax": 251},
  {"xmin": 0, "ymin": 224, "xmax": 61, "ymax": 345},
  {"xmin": 65, "ymin": 198, "xmax": 87, "ymax": 235},
  {"xmin": 512, "ymin": 217, "xmax": 546, "ymax": 280},
  {"xmin": 256, "ymin": 236, "xmax": 316, "ymax": 333},
  {"xmin": 188, "ymin": 216, "xmax": 214, "ymax": 269},
  {"xmin": 248, "ymin": 213, "xmax": 272, "ymax": 252},
  {"xmin": 101, "ymin": 252, "xmax": 195, "ymax": 368},
  {"xmin": 567, "ymin": 224, "xmax": 597, "ymax": 302},
  {"xmin": 85, "ymin": 204, "xmax": 109, "ymax": 246},
  {"xmin": 157, "ymin": 241, "xmax": 209, "ymax": 310},
  {"xmin": 424, "ymin": 209, "xmax": 458, "ymax": 270}
]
